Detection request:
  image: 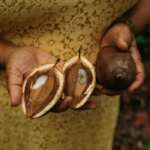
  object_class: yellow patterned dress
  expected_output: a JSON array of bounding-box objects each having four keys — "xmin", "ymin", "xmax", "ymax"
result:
[{"xmin": 0, "ymin": 0, "xmax": 137, "ymax": 150}]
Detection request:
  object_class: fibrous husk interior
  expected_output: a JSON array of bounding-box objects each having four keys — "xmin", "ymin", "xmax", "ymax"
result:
[
  {"xmin": 65, "ymin": 59, "xmax": 92, "ymax": 107},
  {"xmin": 24, "ymin": 69, "xmax": 59, "ymax": 117}
]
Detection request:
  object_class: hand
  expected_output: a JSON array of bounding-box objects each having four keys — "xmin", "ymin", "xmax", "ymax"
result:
[
  {"xmin": 5, "ymin": 46, "xmax": 56, "ymax": 107},
  {"xmin": 3, "ymin": 43, "xmax": 95, "ymax": 111},
  {"xmin": 100, "ymin": 23, "xmax": 145, "ymax": 93}
]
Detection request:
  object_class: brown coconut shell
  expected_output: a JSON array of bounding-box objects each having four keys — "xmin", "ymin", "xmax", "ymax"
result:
[
  {"xmin": 22, "ymin": 64, "xmax": 64, "ymax": 118},
  {"xmin": 63, "ymin": 55, "xmax": 96, "ymax": 109}
]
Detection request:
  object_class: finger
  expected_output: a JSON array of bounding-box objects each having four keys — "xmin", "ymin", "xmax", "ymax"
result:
[
  {"xmin": 116, "ymin": 28, "xmax": 132, "ymax": 50},
  {"xmin": 6, "ymin": 65, "xmax": 23, "ymax": 107},
  {"xmin": 51, "ymin": 96, "xmax": 72, "ymax": 112},
  {"xmin": 128, "ymin": 43, "xmax": 145, "ymax": 92},
  {"xmin": 35, "ymin": 49, "xmax": 57, "ymax": 65},
  {"xmin": 117, "ymin": 37, "xmax": 129, "ymax": 50},
  {"xmin": 75, "ymin": 101, "xmax": 96, "ymax": 110}
]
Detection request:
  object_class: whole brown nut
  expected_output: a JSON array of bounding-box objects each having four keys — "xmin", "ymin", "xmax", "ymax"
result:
[{"xmin": 96, "ymin": 45, "xmax": 136, "ymax": 91}]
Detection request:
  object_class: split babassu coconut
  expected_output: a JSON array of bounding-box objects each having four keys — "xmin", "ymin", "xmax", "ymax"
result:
[
  {"xmin": 22, "ymin": 63, "xmax": 64, "ymax": 118},
  {"xmin": 96, "ymin": 45, "xmax": 136, "ymax": 91},
  {"xmin": 63, "ymin": 54, "xmax": 96, "ymax": 109}
]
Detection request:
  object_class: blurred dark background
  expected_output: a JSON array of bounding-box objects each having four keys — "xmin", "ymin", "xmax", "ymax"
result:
[{"xmin": 113, "ymin": 26, "xmax": 150, "ymax": 150}]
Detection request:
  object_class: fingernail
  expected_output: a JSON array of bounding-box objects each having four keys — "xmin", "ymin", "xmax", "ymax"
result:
[
  {"xmin": 119, "ymin": 39, "xmax": 128, "ymax": 49},
  {"xmin": 121, "ymin": 40, "xmax": 128, "ymax": 48}
]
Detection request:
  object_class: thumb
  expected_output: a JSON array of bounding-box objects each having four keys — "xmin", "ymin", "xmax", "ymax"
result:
[
  {"xmin": 6, "ymin": 66, "xmax": 23, "ymax": 107},
  {"xmin": 116, "ymin": 31, "xmax": 132, "ymax": 51}
]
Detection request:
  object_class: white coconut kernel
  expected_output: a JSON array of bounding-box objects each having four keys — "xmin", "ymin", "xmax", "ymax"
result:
[
  {"xmin": 78, "ymin": 68, "xmax": 88, "ymax": 84},
  {"xmin": 32, "ymin": 75, "xmax": 48, "ymax": 89}
]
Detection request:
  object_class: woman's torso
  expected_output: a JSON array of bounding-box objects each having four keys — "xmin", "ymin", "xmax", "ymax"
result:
[{"xmin": 0, "ymin": 0, "xmax": 137, "ymax": 150}]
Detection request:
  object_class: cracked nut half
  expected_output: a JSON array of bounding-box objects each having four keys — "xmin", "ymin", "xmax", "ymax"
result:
[
  {"xmin": 22, "ymin": 64, "xmax": 64, "ymax": 118},
  {"xmin": 63, "ymin": 55, "xmax": 96, "ymax": 109}
]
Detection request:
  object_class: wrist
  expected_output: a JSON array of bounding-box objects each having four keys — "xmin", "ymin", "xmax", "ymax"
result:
[
  {"xmin": 0, "ymin": 40, "xmax": 18, "ymax": 66},
  {"xmin": 127, "ymin": 0, "xmax": 150, "ymax": 32}
]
